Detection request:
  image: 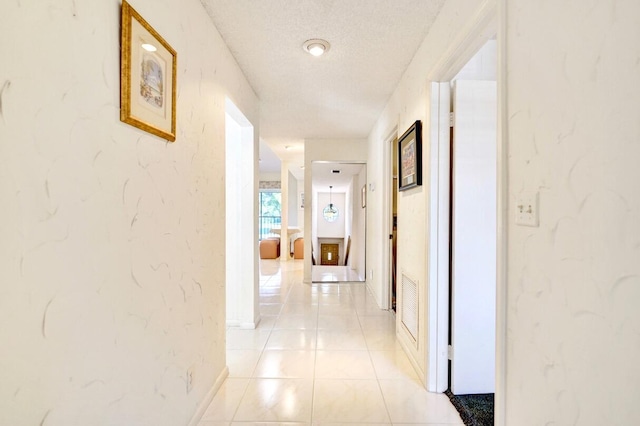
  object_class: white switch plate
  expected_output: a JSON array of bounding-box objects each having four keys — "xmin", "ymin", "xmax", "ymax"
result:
[{"xmin": 515, "ymin": 191, "xmax": 539, "ymax": 227}]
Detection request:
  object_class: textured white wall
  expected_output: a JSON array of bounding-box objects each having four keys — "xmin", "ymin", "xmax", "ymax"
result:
[
  {"xmin": 0, "ymin": 0, "xmax": 258, "ymax": 424},
  {"xmin": 297, "ymin": 177, "xmax": 305, "ymax": 229},
  {"xmin": 288, "ymin": 171, "xmax": 298, "ymax": 226},
  {"xmin": 366, "ymin": 0, "xmax": 488, "ymax": 385},
  {"xmin": 371, "ymin": 0, "xmax": 640, "ymax": 421},
  {"xmin": 505, "ymin": 1, "xmax": 640, "ymax": 424},
  {"xmin": 351, "ymin": 167, "xmax": 367, "ymax": 279}
]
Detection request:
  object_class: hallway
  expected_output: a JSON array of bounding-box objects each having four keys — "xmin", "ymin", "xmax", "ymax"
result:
[{"xmin": 198, "ymin": 260, "xmax": 463, "ymax": 425}]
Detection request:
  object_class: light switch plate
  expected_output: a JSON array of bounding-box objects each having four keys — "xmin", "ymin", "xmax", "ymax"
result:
[{"xmin": 515, "ymin": 191, "xmax": 539, "ymax": 227}]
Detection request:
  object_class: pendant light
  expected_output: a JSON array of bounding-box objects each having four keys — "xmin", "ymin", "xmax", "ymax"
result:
[{"xmin": 323, "ymin": 185, "xmax": 339, "ymax": 222}]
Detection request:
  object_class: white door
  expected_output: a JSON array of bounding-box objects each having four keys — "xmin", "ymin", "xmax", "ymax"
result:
[{"xmin": 450, "ymin": 79, "xmax": 497, "ymax": 395}]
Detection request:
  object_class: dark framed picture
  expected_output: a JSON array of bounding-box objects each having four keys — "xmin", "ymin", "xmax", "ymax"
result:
[
  {"xmin": 120, "ymin": 0, "xmax": 177, "ymax": 142},
  {"xmin": 398, "ymin": 120, "xmax": 422, "ymax": 191}
]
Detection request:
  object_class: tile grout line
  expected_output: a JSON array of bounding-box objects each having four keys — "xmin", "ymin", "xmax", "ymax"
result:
[
  {"xmin": 215, "ymin": 261, "xmax": 465, "ymax": 425},
  {"xmin": 228, "ymin": 276, "xmax": 278, "ymax": 424},
  {"xmin": 230, "ymin": 265, "xmax": 292, "ymax": 424},
  {"xmin": 352, "ymin": 282, "xmax": 396, "ymax": 425},
  {"xmin": 309, "ymin": 279, "xmax": 321, "ymax": 425}
]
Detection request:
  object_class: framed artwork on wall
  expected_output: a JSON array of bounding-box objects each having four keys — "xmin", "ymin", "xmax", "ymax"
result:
[
  {"xmin": 120, "ymin": 0, "xmax": 177, "ymax": 142},
  {"xmin": 398, "ymin": 120, "xmax": 422, "ymax": 191}
]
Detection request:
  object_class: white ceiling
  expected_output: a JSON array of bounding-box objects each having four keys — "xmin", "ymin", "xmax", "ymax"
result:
[
  {"xmin": 312, "ymin": 162, "xmax": 365, "ymax": 192},
  {"xmin": 201, "ymin": 0, "xmax": 446, "ymax": 179},
  {"xmin": 258, "ymin": 140, "xmax": 281, "ymax": 175}
]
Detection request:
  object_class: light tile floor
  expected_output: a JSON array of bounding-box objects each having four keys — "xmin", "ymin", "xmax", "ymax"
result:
[
  {"xmin": 199, "ymin": 260, "xmax": 463, "ymax": 426},
  {"xmin": 311, "ymin": 265, "xmax": 363, "ymax": 283}
]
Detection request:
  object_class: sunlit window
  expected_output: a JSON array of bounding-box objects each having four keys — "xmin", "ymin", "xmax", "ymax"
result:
[{"xmin": 258, "ymin": 190, "xmax": 281, "ymax": 240}]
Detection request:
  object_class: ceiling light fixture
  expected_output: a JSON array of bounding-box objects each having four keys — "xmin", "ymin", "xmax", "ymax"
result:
[
  {"xmin": 323, "ymin": 185, "xmax": 339, "ymax": 222},
  {"xmin": 303, "ymin": 39, "xmax": 330, "ymax": 57}
]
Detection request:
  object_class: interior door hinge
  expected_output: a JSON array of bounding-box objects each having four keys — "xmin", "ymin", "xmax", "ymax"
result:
[
  {"xmin": 448, "ymin": 344, "xmax": 453, "ymax": 360},
  {"xmin": 449, "ymin": 112, "xmax": 454, "ymax": 128}
]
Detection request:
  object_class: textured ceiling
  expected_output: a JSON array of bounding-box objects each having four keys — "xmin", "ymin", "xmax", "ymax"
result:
[{"xmin": 200, "ymin": 0, "xmax": 446, "ymax": 141}]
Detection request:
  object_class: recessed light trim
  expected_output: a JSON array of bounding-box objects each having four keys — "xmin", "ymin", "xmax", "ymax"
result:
[{"xmin": 303, "ymin": 39, "xmax": 330, "ymax": 57}]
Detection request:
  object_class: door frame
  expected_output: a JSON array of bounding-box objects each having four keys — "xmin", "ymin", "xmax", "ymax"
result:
[
  {"xmin": 309, "ymin": 160, "xmax": 368, "ymax": 282},
  {"xmin": 224, "ymin": 97, "xmax": 259, "ymax": 329},
  {"xmin": 381, "ymin": 127, "xmax": 398, "ymax": 310},
  {"xmin": 425, "ymin": 0, "xmax": 507, "ymax": 424}
]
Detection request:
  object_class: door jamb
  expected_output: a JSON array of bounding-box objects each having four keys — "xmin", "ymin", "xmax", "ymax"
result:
[
  {"xmin": 224, "ymin": 97, "xmax": 259, "ymax": 329},
  {"xmin": 381, "ymin": 127, "xmax": 398, "ymax": 310},
  {"xmin": 426, "ymin": 81, "xmax": 452, "ymax": 392}
]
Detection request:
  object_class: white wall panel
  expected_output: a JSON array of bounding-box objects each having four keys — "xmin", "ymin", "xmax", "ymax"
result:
[
  {"xmin": 0, "ymin": 1, "xmax": 259, "ymax": 424},
  {"xmin": 505, "ymin": 1, "xmax": 640, "ymax": 424}
]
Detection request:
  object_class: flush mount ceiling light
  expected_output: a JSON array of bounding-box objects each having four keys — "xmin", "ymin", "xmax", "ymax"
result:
[{"xmin": 303, "ymin": 39, "xmax": 330, "ymax": 57}]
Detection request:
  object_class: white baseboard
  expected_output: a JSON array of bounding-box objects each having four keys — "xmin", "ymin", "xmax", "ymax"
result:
[
  {"xmin": 226, "ymin": 316, "xmax": 261, "ymax": 329},
  {"xmin": 188, "ymin": 366, "xmax": 229, "ymax": 426}
]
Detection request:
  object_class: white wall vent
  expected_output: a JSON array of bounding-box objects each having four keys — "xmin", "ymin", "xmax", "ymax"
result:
[{"xmin": 401, "ymin": 272, "xmax": 418, "ymax": 342}]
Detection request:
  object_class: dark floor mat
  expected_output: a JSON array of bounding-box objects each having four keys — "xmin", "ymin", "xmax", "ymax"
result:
[{"xmin": 445, "ymin": 390, "xmax": 494, "ymax": 426}]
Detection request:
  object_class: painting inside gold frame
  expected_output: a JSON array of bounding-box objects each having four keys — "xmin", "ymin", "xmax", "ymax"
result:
[{"xmin": 120, "ymin": 0, "xmax": 177, "ymax": 141}]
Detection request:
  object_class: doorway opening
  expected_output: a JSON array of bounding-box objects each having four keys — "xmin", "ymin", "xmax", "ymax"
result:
[
  {"xmin": 390, "ymin": 136, "xmax": 399, "ymax": 311},
  {"xmin": 225, "ymin": 98, "xmax": 259, "ymax": 329},
  {"xmin": 422, "ymin": 3, "xmax": 505, "ymax": 424},
  {"xmin": 448, "ymin": 45, "xmax": 498, "ymax": 394},
  {"xmin": 427, "ymin": 38, "xmax": 505, "ymax": 424},
  {"xmin": 310, "ymin": 161, "xmax": 367, "ymax": 283}
]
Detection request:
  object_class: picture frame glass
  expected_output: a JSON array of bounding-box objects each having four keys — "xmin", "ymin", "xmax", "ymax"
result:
[
  {"xmin": 400, "ymin": 136, "xmax": 417, "ymax": 187},
  {"xmin": 121, "ymin": 1, "xmax": 177, "ymax": 142},
  {"xmin": 398, "ymin": 120, "xmax": 422, "ymax": 191},
  {"xmin": 130, "ymin": 19, "xmax": 173, "ymax": 130}
]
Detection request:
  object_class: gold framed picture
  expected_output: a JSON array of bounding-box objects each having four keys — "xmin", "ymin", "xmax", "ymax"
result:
[{"xmin": 120, "ymin": 1, "xmax": 177, "ymax": 142}]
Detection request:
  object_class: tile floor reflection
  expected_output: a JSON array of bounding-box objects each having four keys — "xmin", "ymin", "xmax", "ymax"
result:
[
  {"xmin": 312, "ymin": 265, "xmax": 363, "ymax": 282},
  {"xmin": 199, "ymin": 260, "xmax": 463, "ymax": 426}
]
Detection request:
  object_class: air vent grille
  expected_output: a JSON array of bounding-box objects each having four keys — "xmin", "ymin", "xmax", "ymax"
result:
[{"xmin": 401, "ymin": 273, "xmax": 418, "ymax": 342}]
